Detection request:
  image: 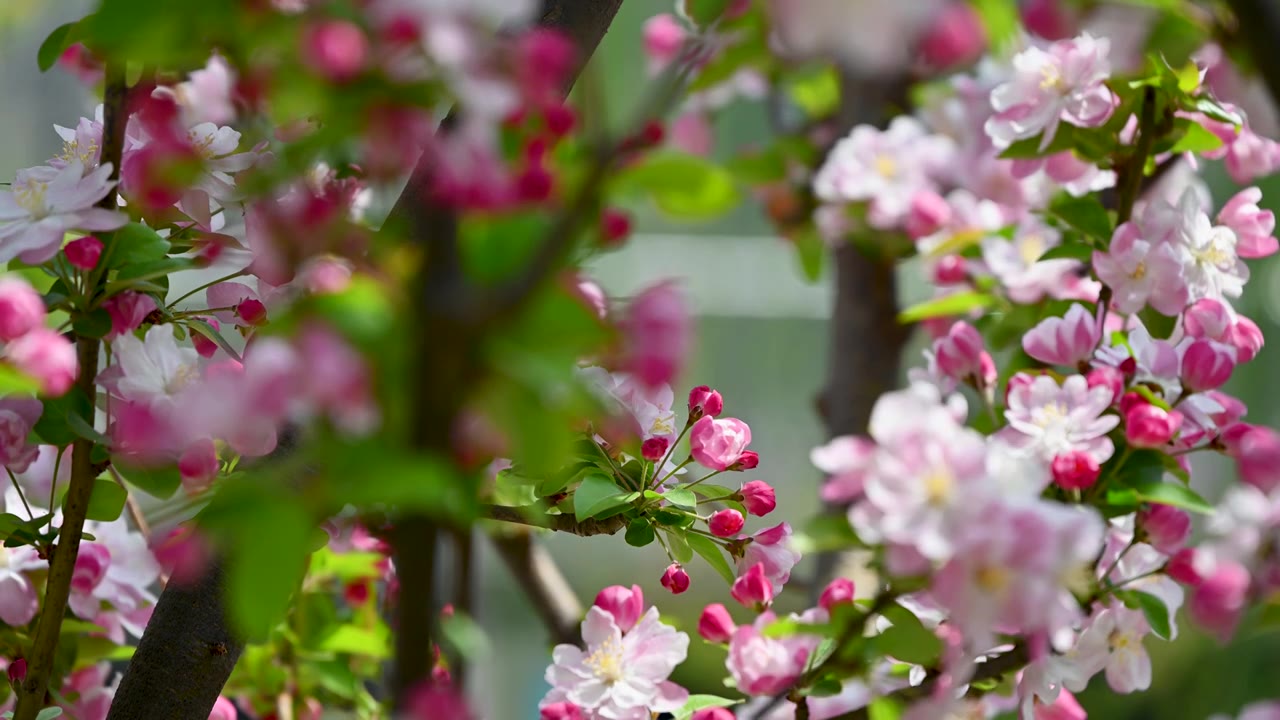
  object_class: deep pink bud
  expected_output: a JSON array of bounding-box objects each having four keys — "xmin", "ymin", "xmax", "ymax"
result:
[
  {"xmin": 917, "ymin": 2, "xmax": 986, "ymax": 70},
  {"xmin": 1227, "ymin": 315, "xmax": 1264, "ymax": 363},
  {"xmin": 623, "ymin": 282, "xmax": 688, "ymax": 389},
  {"xmin": 1183, "ymin": 298, "xmax": 1232, "ymax": 339},
  {"xmin": 1086, "ymin": 366, "xmax": 1125, "ymax": 405},
  {"xmin": 540, "ymin": 703, "xmax": 583, "ymax": 720},
  {"xmin": 1167, "ymin": 548, "xmax": 1202, "ymax": 586},
  {"xmin": 1138, "ymin": 504, "xmax": 1191, "ymax": 553},
  {"xmin": 516, "ymin": 163, "xmax": 555, "ymax": 202},
  {"xmin": 1022, "ymin": 0, "xmax": 1077, "ymax": 40},
  {"xmin": 819, "ymin": 577, "xmax": 856, "ymax": 611},
  {"xmin": 697, "ymin": 603, "xmax": 736, "ymax": 643},
  {"xmin": 71, "ymin": 541, "xmax": 111, "ymax": 594},
  {"xmin": 1051, "ymin": 451, "xmax": 1100, "ymax": 490},
  {"xmin": 178, "ymin": 438, "xmax": 219, "ymax": 495},
  {"xmin": 1125, "ymin": 403, "xmax": 1183, "ymax": 448},
  {"xmin": 932, "ymin": 255, "xmax": 968, "ymax": 285},
  {"xmin": 739, "ymin": 480, "xmax": 776, "ymax": 517},
  {"xmin": 593, "ymin": 584, "xmax": 644, "ymax": 632},
  {"xmin": 344, "ymin": 580, "xmax": 370, "ymax": 606},
  {"xmin": 933, "ymin": 321, "xmax": 986, "ymax": 382},
  {"xmin": 642, "ymin": 14, "xmax": 687, "ymax": 69},
  {"xmin": 103, "ymin": 291, "xmax": 157, "ymax": 340},
  {"xmin": 1181, "ymin": 339, "xmax": 1236, "ymax": 392},
  {"xmin": 906, "ymin": 190, "xmax": 951, "ymax": 240},
  {"xmin": 641, "ymin": 436, "xmax": 670, "ymax": 462},
  {"xmin": 303, "ymin": 20, "xmax": 368, "ymax": 83},
  {"xmin": 543, "ymin": 104, "xmax": 577, "ymax": 138},
  {"xmin": 7, "ymin": 659, "xmax": 26, "ymax": 685},
  {"xmin": 64, "ymin": 236, "xmax": 104, "ymax": 270},
  {"xmin": 191, "ymin": 316, "xmax": 221, "ymax": 358},
  {"xmin": 516, "ymin": 29, "xmax": 577, "ymax": 99},
  {"xmin": 599, "ymin": 208, "xmax": 633, "ymax": 247},
  {"xmin": 688, "ymin": 385, "xmax": 724, "ymax": 419},
  {"xmin": 691, "ymin": 710, "xmax": 736, "ymax": 720},
  {"xmin": 1118, "ymin": 391, "xmax": 1145, "ymax": 416},
  {"xmin": 731, "ymin": 562, "xmax": 774, "ymax": 608},
  {"xmin": 660, "ymin": 563, "xmax": 690, "ymax": 594},
  {"xmin": 709, "ymin": 508, "xmax": 745, "ymax": 538},
  {"xmin": 1035, "ymin": 689, "xmax": 1086, "ymax": 720},
  {"xmin": 0, "ymin": 278, "xmax": 46, "ymax": 342},
  {"xmin": 1189, "ymin": 561, "xmax": 1251, "ymax": 642},
  {"xmin": 236, "ymin": 298, "xmax": 268, "ymax": 326},
  {"xmin": 731, "ymin": 450, "xmax": 760, "ymax": 471},
  {"xmin": 7, "ymin": 328, "xmax": 76, "ymax": 396}
]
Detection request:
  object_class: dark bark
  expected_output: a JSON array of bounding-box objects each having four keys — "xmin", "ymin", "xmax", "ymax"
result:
[
  {"xmin": 1226, "ymin": 0, "xmax": 1280, "ymax": 112},
  {"xmin": 105, "ymin": 564, "xmax": 244, "ymax": 720}
]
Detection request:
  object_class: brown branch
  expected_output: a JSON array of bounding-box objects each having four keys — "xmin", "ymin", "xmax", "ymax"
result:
[
  {"xmin": 489, "ymin": 532, "xmax": 583, "ymax": 647},
  {"xmin": 484, "ymin": 504, "xmax": 627, "ymax": 536},
  {"xmin": 14, "ymin": 61, "xmax": 127, "ymax": 720}
]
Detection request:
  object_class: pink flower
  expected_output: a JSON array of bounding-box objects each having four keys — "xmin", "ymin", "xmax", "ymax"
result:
[
  {"xmin": 1183, "ymin": 298, "xmax": 1233, "ymax": 339},
  {"xmin": 303, "ymin": 20, "xmax": 368, "ymax": 82},
  {"xmin": 1065, "ymin": 605, "xmax": 1152, "ymax": 694},
  {"xmin": 1092, "ymin": 222, "xmax": 1188, "ymax": 316},
  {"xmin": 64, "ymin": 235, "xmax": 103, "ymax": 270},
  {"xmin": 540, "ymin": 703, "xmax": 582, "ymax": 720},
  {"xmin": 1022, "ymin": 0, "xmax": 1077, "ymax": 40},
  {"xmin": 178, "ymin": 438, "xmax": 219, "ymax": 494},
  {"xmin": 985, "ymin": 33, "xmax": 1116, "ymax": 150},
  {"xmin": 1034, "ymin": 690, "xmax": 1087, "ymax": 720},
  {"xmin": 1138, "ymin": 504, "xmax": 1190, "ymax": 553},
  {"xmin": 206, "ymin": 282, "xmax": 263, "ymax": 327},
  {"xmin": 692, "ymin": 709, "xmax": 735, "ymax": 720},
  {"xmin": 1189, "ymin": 561, "xmax": 1250, "ymax": 641},
  {"xmin": 642, "ymin": 14, "xmax": 687, "ymax": 73},
  {"xmin": 151, "ymin": 525, "xmax": 211, "ymax": 586},
  {"xmin": 0, "ymin": 545, "xmax": 44, "ymax": 625},
  {"xmin": 1206, "ymin": 119, "xmax": 1280, "ymax": 184},
  {"xmin": 541, "ymin": 606, "xmax": 689, "ymax": 719},
  {"xmin": 1218, "ymin": 187, "xmax": 1277, "ymax": 259},
  {"xmin": 1002, "ymin": 374, "xmax": 1118, "ymax": 463},
  {"xmin": 1085, "ymin": 366, "xmax": 1124, "ymax": 405},
  {"xmin": 70, "ymin": 518, "xmax": 161, "ymax": 633},
  {"xmin": 690, "ymin": 416, "xmax": 754, "ymax": 471},
  {"xmin": 726, "ymin": 611, "xmax": 823, "ymax": 696},
  {"xmin": 1051, "ymin": 450, "xmax": 1100, "ymax": 490},
  {"xmin": 1124, "ymin": 403, "xmax": 1182, "ymax": 448},
  {"xmin": 0, "ymin": 162, "xmax": 127, "ymax": 264},
  {"xmin": 6, "ymin": 658, "xmax": 25, "ymax": 684},
  {"xmin": 0, "ymin": 397, "xmax": 40, "ymax": 473},
  {"xmin": 599, "ymin": 208, "xmax": 633, "ymax": 246},
  {"xmin": 1159, "ymin": 189, "xmax": 1249, "ymax": 304},
  {"xmin": 1225, "ymin": 424, "xmax": 1280, "ymax": 491},
  {"xmin": 740, "ymin": 480, "xmax": 776, "ymax": 516},
  {"xmin": 731, "ymin": 562, "xmax": 774, "ymax": 608},
  {"xmin": 905, "ymin": 190, "xmax": 951, "ymax": 240},
  {"xmin": 739, "ymin": 522, "xmax": 802, "ymax": 587},
  {"xmin": 1022, "ymin": 303, "xmax": 1100, "ymax": 367},
  {"xmin": 932, "ymin": 321, "xmax": 987, "ymax": 383},
  {"xmin": 812, "ymin": 435, "xmax": 874, "ymax": 503},
  {"xmin": 593, "ymin": 585, "xmax": 644, "ymax": 633},
  {"xmin": 710, "ymin": 508, "xmax": 745, "ymax": 538},
  {"xmin": 1181, "ymin": 339, "xmax": 1236, "ymax": 392},
  {"xmin": 294, "ymin": 323, "xmax": 379, "ymax": 435},
  {"xmin": 819, "ymin": 577, "xmax": 856, "ymax": 611},
  {"xmin": 698, "ymin": 603, "xmax": 736, "ymax": 643},
  {"xmin": 1227, "ymin": 315, "xmax": 1265, "ymax": 363},
  {"xmin": 57, "ymin": 662, "xmax": 115, "ymax": 720},
  {"xmin": 7, "ymin": 328, "xmax": 76, "ymax": 396},
  {"xmin": 917, "ymin": 2, "xmax": 986, "ymax": 70},
  {"xmin": 102, "ymin": 291, "xmax": 158, "ymax": 340},
  {"xmin": 688, "ymin": 385, "xmax": 724, "ymax": 419},
  {"xmin": 0, "ymin": 278, "xmax": 45, "ymax": 342},
  {"xmin": 660, "ymin": 563, "xmax": 690, "ymax": 594},
  {"xmin": 641, "ymin": 436, "xmax": 669, "ymax": 462},
  {"xmin": 669, "ymin": 112, "xmax": 714, "ymax": 157},
  {"xmin": 622, "ymin": 282, "xmax": 689, "ymax": 390}
]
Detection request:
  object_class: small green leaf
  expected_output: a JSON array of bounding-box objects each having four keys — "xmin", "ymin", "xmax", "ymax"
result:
[
  {"xmin": 685, "ymin": 0, "xmax": 732, "ymax": 26},
  {"xmin": 1134, "ymin": 480, "xmax": 1214, "ymax": 515},
  {"xmin": 107, "ymin": 223, "xmax": 171, "ymax": 266},
  {"xmin": 220, "ymin": 496, "xmax": 312, "ymax": 640},
  {"xmin": 687, "ymin": 532, "xmax": 736, "ymax": 584},
  {"xmin": 868, "ymin": 698, "xmax": 903, "ymax": 720},
  {"xmin": 1039, "ymin": 242, "xmax": 1095, "ymax": 262},
  {"xmin": 36, "ymin": 708, "xmax": 65, "ymax": 720},
  {"xmin": 0, "ymin": 365, "xmax": 39, "ymax": 396},
  {"xmin": 625, "ymin": 519, "xmax": 655, "ymax": 548},
  {"xmin": 1138, "ymin": 305, "xmax": 1178, "ymax": 339},
  {"xmin": 967, "ymin": 0, "xmax": 1019, "ymax": 50},
  {"xmin": 114, "ymin": 462, "xmax": 182, "ymax": 499},
  {"xmin": 319, "ymin": 624, "xmax": 390, "ymax": 659},
  {"xmin": 0, "ymin": 513, "xmax": 26, "ymax": 540},
  {"xmin": 72, "ymin": 308, "xmax": 114, "ymax": 339},
  {"xmin": 573, "ymin": 472, "xmax": 629, "ymax": 522},
  {"xmin": 664, "ymin": 487, "xmax": 697, "ymax": 509},
  {"xmin": 616, "ymin": 151, "xmax": 741, "ymax": 221},
  {"xmin": 33, "ymin": 387, "xmax": 92, "ymax": 446},
  {"xmin": 1169, "ymin": 121, "xmax": 1224, "ymax": 154},
  {"xmin": 788, "ymin": 67, "xmax": 840, "ymax": 118},
  {"xmin": 37, "ymin": 22, "xmax": 77, "ymax": 72},
  {"xmin": 898, "ymin": 291, "xmax": 995, "ymax": 323},
  {"xmin": 185, "ymin": 318, "xmax": 242, "ymax": 362},
  {"xmin": 1131, "ymin": 590, "xmax": 1172, "ymax": 640},
  {"xmin": 674, "ymin": 695, "xmax": 739, "ymax": 720},
  {"xmin": 667, "ymin": 528, "xmax": 694, "ymax": 564},
  {"xmin": 795, "ymin": 228, "xmax": 825, "ymax": 283},
  {"xmin": 65, "ymin": 411, "xmax": 107, "ymax": 444},
  {"xmin": 876, "ymin": 604, "xmax": 943, "ymax": 665},
  {"xmin": 1050, "ymin": 196, "xmax": 1113, "ymax": 240},
  {"xmin": 79, "ymin": 477, "xmax": 127, "ymax": 522}
]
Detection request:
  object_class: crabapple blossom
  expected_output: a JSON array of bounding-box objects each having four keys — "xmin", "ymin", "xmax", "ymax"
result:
[
  {"xmin": 1124, "ymin": 403, "xmax": 1182, "ymax": 449},
  {"xmin": 64, "ymin": 235, "xmax": 103, "ymax": 270},
  {"xmin": 1051, "ymin": 450, "xmax": 1100, "ymax": 490},
  {"xmin": 1181, "ymin": 339, "xmax": 1237, "ymax": 392},
  {"xmin": 621, "ymin": 281, "xmax": 688, "ymax": 390},
  {"xmin": 0, "ymin": 398, "xmax": 41, "ymax": 473},
  {"xmin": 931, "ymin": 321, "xmax": 989, "ymax": 384},
  {"xmin": 690, "ymin": 416, "xmax": 754, "ymax": 471},
  {"xmin": 0, "ymin": 161, "xmax": 126, "ymax": 264},
  {"xmin": 740, "ymin": 480, "xmax": 776, "ymax": 516},
  {"xmin": 1138, "ymin": 504, "xmax": 1191, "ymax": 554},
  {"xmin": 1002, "ymin": 373, "xmax": 1118, "ymax": 464},
  {"xmin": 688, "ymin": 385, "xmax": 723, "ymax": 420},
  {"xmin": 7, "ymin": 328, "xmax": 77, "ymax": 396},
  {"xmin": 592, "ymin": 585, "xmax": 644, "ymax": 633},
  {"xmin": 541, "ymin": 606, "xmax": 689, "ymax": 720},
  {"xmin": 1022, "ymin": 303, "xmax": 1100, "ymax": 368},
  {"xmin": 917, "ymin": 2, "xmax": 986, "ymax": 70},
  {"xmin": 660, "ymin": 563, "xmax": 690, "ymax": 594},
  {"xmin": 1161, "ymin": 189, "xmax": 1249, "ymax": 304},
  {"xmin": 0, "ymin": 544, "xmax": 45, "ymax": 625},
  {"xmin": 579, "ymin": 367, "xmax": 678, "ymax": 443},
  {"xmin": 726, "ymin": 610, "xmax": 824, "ymax": 695},
  {"xmin": 709, "ymin": 509, "xmax": 745, "ymax": 537},
  {"xmin": 58, "ymin": 662, "xmax": 116, "ymax": 720},
  {"xmin": 642, "ymin": 14, "xmax": 686, "ymax": 73},
  {"xmin": 1223, "ymin": 424, "xmax": 1280, "ymax": 491},
  {"xmin": 105, "ymin": 325, "xmax": 201, "ymax": 407},
  {"xmin": 981, "ymin": 222, "xmax": 1082, "ymax": 304},
  {"xmin": 691, "ymin": 709, "xmax": 734, "ymax": 720},
  {"xmin": 819, "ymin": 578, "xmax": 856, "ymax": 611},
  {"xmin": 102, "ymin": 291, "xmax": 158, "ymax": 340},
  {"xmin": 699, "ymin": 604, "xmax": 736, "ymax": 643},
  {"xmin": 738, "ymin": 523, "xmax": 802, "ymax": 587},
  {"xmin": 1063, "ymin": 605, "xmax": 1152, "ymax": 693},
  {"xmin": 1093, "ymin": 215, "xmax": 1189, "ymax": 316},
  {"xmin": 730, "ymin": 563, "xmax": 774, "ymax": 608},
  {"xmin": 985, "ymin": 33, "xmax": 1116, "ymax": 150},
  {"xmin": 1218, "ymin": 187, "xmax": 1277, "ymax": 259},
  {"xmin": 812, "ymin": 435, "xmax": 874, "ymax": 503},
  {"xmin": 1189, "ymin": 562, "xmax": 1251, "ymax": 641},
  {"xmin": 0, "ymin": 278, "xmax": 45, "ymax": 342}
]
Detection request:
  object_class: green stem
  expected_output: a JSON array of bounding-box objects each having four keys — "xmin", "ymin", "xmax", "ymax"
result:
[
  {"xmin": 653, "ymin": 421, "xmax": 694, "ymax": 485},
  {"xmin": 6, "ymin": 469, "xmax": 34, "ymax": 521},
  {"xmin": 653, "ymin": 457, "xmax": 692, "ymax": 488},
  {"xmin": 166, "ymin": 270, "xmax": 247, "ymax": 309}
]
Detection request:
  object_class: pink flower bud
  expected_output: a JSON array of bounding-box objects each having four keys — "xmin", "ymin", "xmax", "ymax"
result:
[
  {"xmin": 516, "ymin": 29, "xmax": 577, "ymax": 101},
  {"xmin": 344, "ymin": 580, "xmax": 370, "ymax": 606},
  {"xmin": 622, "ymin": 281, "xmax": 688, "ymax": 389},
  {"xmin": 7, "ymin": 658, "xmax": 26, "ymax": 685},
  {"xmin": 709, "ymin": 509, "xmax": 745, "ymax": 538},
  {"xmin": 917, "ymin": 2, "xmax": 986, "ymax": 70},
  {"xmin": 698, "ymin": 603, "xmax": 736, "ymax": 643},
  {"xmin": 1189, "ymin": 561, "xmax": 1251, "ymax": 642},
  {"xmin": 599, "ymin": 208, "xmax": 633, "ymax": 247},
  {"xmin": 540, "ymin": 703, "xmax": 583, "ymax": 720},
  {"xmin": 1086, "ymin": 366, "xmax": 1125, "ymax": 405},
  {"xmin": 71, "ymin": 541, "xmax": 111, "ymax": 594},
  {"xmin": 640, "ymin": 436, "xmax": 670, "ymax": 463},
  {"xmin": 1022, "ymin": 0, "xmax": 1077, "ymax": 40},
  {"xmin": 1035, "ymin": 689, "xmax": 1086, "ymax": 720},
  {"xmin": 1004, "ymin": 371, "xmax": 1034, "ymax": 407},
  {"xmin": 64, "ymin": 236, "xmax": 104, "ymax": 271},
  {"xmin": 934, "ymin": 321, "xmax": 987, "ymax": 383},
  {"xmin": 191, "ymin": 316, "xmax": 221, "ymax": 358},
  {"xmin": 642, "ymin": 14, "xmax": 687, "ymax": 70},
  {"xmin": 7, "ymin": 328, "xmax": 76, "ymax": 396},
  {"xmin": 1125, "ymin": 403, "xmax": 1183, "ymax": 448},
  {"xmin": 1181, "ymin": 339, "xmax": 1236, "ymax": 392},
  {"xmin": 593, "ymin": 584, "xmax": 644, "ymax": 632},
  {"xmin": 1183, "ymin": 298, "xmax": 1232, "ymax": 339},
  {"xmin": 688, "ymin": 385, "xmax": 724, "ymax": 419},
  {"xmin": 0, "ymin": 278, "xmax": 46, "ymax": 342},
  {"xmin": 236, "ymin": 298, "xmax": 268, "ymax": 326},
  {"xmin": 1138, "ymin": 504, "xmax": 1191, "ymax": 553},
  {"xmin": 543, "ymin": 104, "xmax": 577, "ymax": 138},
  {"xmin": 1167, "ymin": 547, "xmax": 1202, "ymax": 586},
  {"xmin": 740, "ymin": 480, "xmax": 776, "ymax": 517},
  {"xmin": 1051, "ymin": 450, "xmax": 1100, "ymax": 490},
  {"xmin": 103, "ymin": 291, "xmax": 158, "ymax": 340},
  {"xmin": 690, "ymin": 416, "xmax": 753, "ymax": 471},
  {"xmin": 1022, "ymin": 303, "xmax": 1100, "ymax": 368},
  {"xmin": 516, "ymin": 162, "xmax": 555, "ymax": 203},
  {"xmin": 1227, "ymin": 315, "xmax": 1264, "ymax": 363},
  {"xmin": 730, "ymin": 450, "xmax": 760, "ymax": 471},
  {"xmin": 670, "ymin": 112, "xmax": 714, "ymax": 156},
  {"xmin": 178, "ymin": 438, "xmax": 219, "ymax": 495},
  {"xmin": 906, "ymin": 190, "xmax": 951, "ymax": 240},
  {"xmin": 1225, "ymin": 424, "xmax": 1280, "ymax": 492},
  {"xmin": 1218, "ymin": 186, "xmax": 1278, "ymax": 259},
  {"xmin": 692, "ymin": 710, "xmax": 735, "ymax": 720},
  {"xmin": 932, "ymin": 255, "xmax": 967, "ymax": 285},
  {"xmin": 1118, "ymin": 391, "xmax": 1145, "ymax": 417},
  {"xmin": 209, "ymin": 697, "xmax": 238, "ymax": 720},
  {"xmin": 731, "ymin": 562, "xmax": 774, "ymax": 608},
  {"xmin": 819, "ymin": 577, "xmax": 856, "ymax": 611},
  {"xmin": 660, "ymin": 563, "xmax": 690, "ymax": 594},
  {"xmin": 303, "ymin": 20, "xmax": 368, "ymax": 83}
]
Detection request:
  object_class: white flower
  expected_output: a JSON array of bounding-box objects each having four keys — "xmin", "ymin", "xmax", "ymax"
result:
[
  {"xmin": 109, "ymin": 325, "xmax": 201, "ymax": 406},
  {"xmin": 0, "ymin": 161, "xmax": 126, "ymax": 264},
  {"xmin": 1061, "ymin": 605, "xmax": 1152, "ymax": 694},
  {"xmin": 1164, "ymin": 189, "xmax": 1249, "ymax": 303}
]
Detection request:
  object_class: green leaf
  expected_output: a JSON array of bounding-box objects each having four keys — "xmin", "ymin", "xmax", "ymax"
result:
[
  {"xmin": 788, "ymin": 67, "xmax": 840, "ymax": 118},
  {"xmin": 114, "ymin": 462, "xmax": 182, "ymax": 499},
  {"xmin": 688, "ymin": 484, "xmax": 737, "ymax": 500},
  {"xmin": 1169, "ymin": 120, "xmax": 1224, "ymax": 154},
  {"xmin": 1050, "ymin": 196, "xmax": 1113, "ymax": 240},
  {"xmin": 36, "ymin": 708, "xmax": 64, "ymax": 720},
  {"xmin": 79, "ymin": 478, "xmax": 127, "ymax": 522},
  {"xmin": 1191, "ymin": 97, "xmax": 1243, "ymax": 126},
  {"xmin": 310, "ymin": 549, "xmax": 385, "ymax": 582},
  {"xmin": 1144, "ymin": 10, "xmax": 1208, "ymax": 67},
  {"xmin": 876, "ymin": 604, "xmax": 943, "ymax": 665},
  {"xmin": 0, "ymin": 365, "xmax": 39, "ymax": 396},
  {"xmin": 0, "ymin": 513, "xmax": 26, "ymax": 540},
  {"xmin": 37, "ymin": 22, "xmax": 77, "ymax": 72},
  {"xmin": 33, "ymin": 387, "xmax": 92, "ymax": 446},
  {"xmin": 492, "ymin": 469, "xmax": 538, "ymax": 507},
  {"xmin": 1133, "ymin": 479, "xmax": 1214, "ymax": 515},
  {"xmin": 440, "ymin": 612, "xmax": 490, "ymax": 658},
  {"xmin": 687, "ymin": 532, "xmax": 736, "ymax": 584},
  {"xmin": 1130, "ymin": 590, "xmax": 1172, "ymax": 640},
  {"xmin": 868, "ymin": 698, "xmax": 903, "ymax": 720},
  {"xmin": 1138, "ymin": 305, "xmax": 1178, "ymax": 339},
  {"xmin": 967, "ymin": 0, "xmax": 1019, "ymax": 51},
  {"xmin": 107, "ymin": 223, "xmax": 172, "ymax": 266},
  {"xmin": 221, "ymin": 497, "xmax": 312, "ymax": 640},
  {"xmin": 71, "ymin": 308, "xmax": 113, "ymax": 339},
  {"xmin": 625, "ymin": 519, "xmax": 655, "ymax": 547},
  {"xmin": 792, "ymin": 514, "xmax": 862, "ymax": 555},
  {"xmin": 673, "ymin": 695, "xmax": 739, "ymax": 720},
  {"xmin": 184, "ymin": 318, "xmax": 241, "ymax": 362},
  {"xmin": 318, "ymin": 624, "xmax": 390, "ymax": 659},
  {"xmin": 664, "ymin": 487, "xmax": 697, "ymax": 509},
  {"xmin": 686, "ymin": 0, "xmax": 732, "ymax": 26},
  {"xmin": 616, "ymin": 152, "xmax": 741, "ymax": 221},
  {"xmin": 323, "ymin": 445, "xmax": 477, "ymax": 520},
  {"xmin": 667, "ymin": 528, "xmax": 694, "ymax": 564},
  {"xmin": 795, "ymin": 228, "xmax": 825, "ymax": 283},
  {"xmin": 573, "ymin": 472, "xmax": 630, "ymax": 522},
  {"xmin": 65, "ymin": 410, "xmax": 107, "ymax": 444},
  {"xmin": 1039, "ymin": 242, "xmax": 1095, "ymax": 262},
  {"xmin": 304, "ymin": 277, "xmax": 395, "ymax": 350},
  {"xmin": 898, "ymin": 291, "xmax": 995, "ymax": 323}
]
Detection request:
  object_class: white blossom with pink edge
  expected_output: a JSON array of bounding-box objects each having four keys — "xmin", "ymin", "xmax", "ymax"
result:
[
  {"xmin": 541, "ymin": 606, "xmax": 689, "ymax": 720},
  {"xmin": 1001, "ymin": 373, "xmax": 1119, "ymax": 464},
  {"xmin": 726, "ymin": 609, "xmax": 825, "ymax": 697},
  {"xmin": 0, "ymin": 161, "xmax": 127, "ymax": 264}
]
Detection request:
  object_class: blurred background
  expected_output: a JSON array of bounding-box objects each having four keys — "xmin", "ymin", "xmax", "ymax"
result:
[{"xmin": 4, "ymin": 0, "xmax": 1280, "ymax": 717}]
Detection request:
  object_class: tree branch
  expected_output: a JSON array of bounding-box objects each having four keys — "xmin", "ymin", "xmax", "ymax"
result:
[
  {"xmin": 1225, "ymin": 0, "xmax": 1280, "ymax": 111},
  {"xmin": 484, "ymin": 505, "xmax": 627, "ymax": 536},
  {"xmin": 489, "ymin": 532, "xmax": 583, "ymax": 647},
  {"xmin": 14, "ymin": 62, "xmax": 127, "ymax": 720}
]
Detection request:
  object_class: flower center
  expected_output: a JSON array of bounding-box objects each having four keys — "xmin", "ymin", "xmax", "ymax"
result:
[
  {"xmin": 58, "ymin": 138, "xmax": 99, "ymax": 168},
  {"xmin": 975, "ymin": 564, "xmax": 1010, "ymax": 594},
  {"xmin": 874, "ymin": 154, "xmax": 897, "ymax": 180},
  {"xmin": 584, "ymin": 635, "xmax": 625, "ymax": 685},
  {"xmin": 188, "ymin": 130, "xmax": 219, "ymax": 159},
  {"xmin": 1019, "ymin": 234, "xmax": 1046, "ymax": 265},
  {"xmin": 1039, "ymin": 64, "xmax": 1067, "ymax": 93},
  {"xmin": 1131, "ymin": 261, "xmax": 1147, "ymax": 280},
  {"xmin": 650, "ymin": 414, "xmax": 675, "ymax": 437},
  {"xmin": 14, "ymin": 180, "xmax": 49, "ymax": 218},
  {"xmin": 165, "ymin": 363, "xmax": 200, "ymax": 395},
  {"xmin": 923, "ymin": 466, "xmax": 954, "ymax": 506},
  {"xmin": 1108, "ymin": 628, "xmax": 1133, "ymax": 651}
]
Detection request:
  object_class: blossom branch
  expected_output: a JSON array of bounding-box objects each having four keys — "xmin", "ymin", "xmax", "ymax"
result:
[{"xmin": 13, "ymin": 61, "xmax": 128, "ymax": 720}]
